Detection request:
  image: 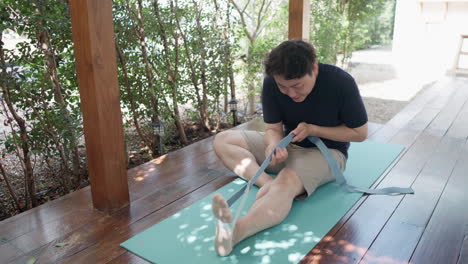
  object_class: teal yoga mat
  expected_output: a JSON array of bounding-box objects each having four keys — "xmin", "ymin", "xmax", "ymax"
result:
[{"xmin": 121, "ymin": 140, "xmax": 404, "ymax": 263}]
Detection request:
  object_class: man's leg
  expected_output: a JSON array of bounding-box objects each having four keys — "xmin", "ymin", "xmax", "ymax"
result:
[
  {"xmin": 213, "ymin": 130, "xmax": 273, "ymax": 187},
  {"xmin": 212, "ymin": 167, "xmax": 305, "ymax": 256}
]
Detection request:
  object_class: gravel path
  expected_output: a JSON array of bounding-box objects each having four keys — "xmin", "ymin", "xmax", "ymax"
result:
[{"xmin": 348, "ymin": 45, "xmax": 430, "ymax": 124}]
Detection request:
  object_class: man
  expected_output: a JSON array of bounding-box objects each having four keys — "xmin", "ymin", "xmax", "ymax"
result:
[{"xmin": 211, "ymin": 39, "xmax": 368, "ymax": 256}]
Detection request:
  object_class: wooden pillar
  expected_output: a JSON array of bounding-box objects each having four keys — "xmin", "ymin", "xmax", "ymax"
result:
[
  {"xmin": 69, "ymin": 0, "xmax": 129, "ymax": 211},
  {"xmin": 288, "ymin": 0, "xmax": 310, "ymax": 40}
]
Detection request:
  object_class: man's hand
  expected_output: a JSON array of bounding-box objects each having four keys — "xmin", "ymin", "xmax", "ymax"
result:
[
  {"xmin": 291, "ymin": 122, "xmax": 317, "ymax": 142},
  {"xmin": 265, "ymin": 143, "xmax": 288, "ymax": 166}
]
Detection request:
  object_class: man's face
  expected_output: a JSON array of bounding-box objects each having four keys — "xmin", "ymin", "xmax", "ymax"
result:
[{"xmin": 273, "ymin": 72, "xmax": 317, "ymax": 103}]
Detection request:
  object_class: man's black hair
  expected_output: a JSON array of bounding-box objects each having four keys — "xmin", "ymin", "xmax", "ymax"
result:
[{"xmin": 263, "ymin": 39, "xmax": 317, "ymax": 80}]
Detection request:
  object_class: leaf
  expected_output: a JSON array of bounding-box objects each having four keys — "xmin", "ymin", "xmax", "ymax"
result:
[
  {"xmin": 26, "ymin": 257, "xmax": 37, "ymax": 264},
  {"xmin": 0, "ymin": 237, "xmax": 8, "ymax": 243},
  {"xmin": 55, "ymin": 242, "xmax": 69, "ymax": 248}
]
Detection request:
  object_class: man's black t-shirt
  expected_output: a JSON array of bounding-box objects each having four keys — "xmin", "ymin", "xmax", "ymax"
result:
[{"xmin": 261, "ymin": 63, "xmax": 368, "ymax": 158}]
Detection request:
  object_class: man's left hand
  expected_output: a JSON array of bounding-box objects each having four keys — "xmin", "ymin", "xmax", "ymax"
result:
[{"xmin": 291, "ymin": 122, "xmax": 317, "ymax": 142}]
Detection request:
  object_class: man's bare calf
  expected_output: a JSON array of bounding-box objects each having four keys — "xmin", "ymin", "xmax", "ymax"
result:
[{"xmin": 212, "ymin": 168, "xmax": 305, "ymax": 256}]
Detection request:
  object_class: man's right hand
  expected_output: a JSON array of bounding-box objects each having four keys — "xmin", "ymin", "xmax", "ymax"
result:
[{"xmin": 266, "ymin": 143, "xmax": 288, "ymax": 166}]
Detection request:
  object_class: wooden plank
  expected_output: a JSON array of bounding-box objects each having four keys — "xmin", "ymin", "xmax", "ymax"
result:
[
  {"xmin": 298, "ymin": 88, "xmax": 445, "ymax": 264},
  {"xmin": 69, "ymin": 0, "xmax": 129, "ymax": 211},
  {"xmin": 4, "ymin": 153, "xmax": 224, "ymax": 261},
  {"xmin": 458, "ymin": 235, "xmax": 468, "ymax": 264},
  {"xmin": 0, "ymin": 144, "xmax": 217, "ymax": 244},
  {"xmin": 367, "ymin": 122, "xmax": 383, "ymax": 137},
  {"xmin": 371, "ymin": 80, "xmax": 448, "ymax": 143},
  {"xmin": 0, "ymin": 118, "xmax": 250, "ymax": 262},
  {"xmin": 360, "ymin": 135, "xmax": 465, "ymax": 263},
  {"xmin": 301, "ymin": 132, "xmax": 442, "ymax": 264},
  {"xmin": 316, "ymin": 81, "xmax": 468, "ymax": 264},
  {"xmin": 384, "ymin": 108, "xmax": 439, "ymax": 147},
  {"xmin": 445, "ymin": 79, "xmax": 468, "ymax": 139},
  {"xmin": 8, "ymin": 124, "xmax": 245, "ymax": 262},
  {"xmin": 50, "ymin": 176, "xmax": 234, "ymax": 263},
  {"xmin": 407, "ymin": 140, "xmax": 468, "ymax": 264},
  {"xmin": 0, "ymin": 117, "xmax": 260, "ymax": 260},
  {"xmin": 365, "ymin": 79, "xmax": 467, "ymax": 202},
  {"xmin": 424, "ymin": 89, "xmax": 468, "ymax": 138},
  {"xmin": 368, "ymin": 105, "xmax": 442, "ymax": 195},
  {"xmin": 127, "ymin": 146, "xmax": 222, "ymax": 201},
  {"xmin": 7, "ymin": 209, "xmax": 105, "ymax": 254},
  {"xmin": 0, "ymin": 127, "xmax": 221, "ymax": 240},
  {"xmin": 288, "ymin": 0, "xmax": 310, "ymax": 40},
  {"xmin": 0, "ymin": 187, "xmax": 93, "ymax": 241},
  {"xmin": 0, "ymin": 242, "xmax": 23, "ymax": 263},
  {"xmin": 107, "ymin": 253, "xmax": 151, "ymax": 264},
  {"xmin": 301, "ymin": 78, "xmax": 468, "ymax": 264},
  {"xmin": 6, "ymin": 168, "xmax": 232, "ymax": 263}
]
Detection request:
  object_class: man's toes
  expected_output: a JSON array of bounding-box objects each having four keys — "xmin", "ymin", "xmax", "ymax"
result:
[
  {"xmin": 221, "ymin": 208, "xmax": 233, "ymax": 222},
  {"xmin": 212, "ymin": 194, "xmax": 228, "ymax": 208},
  {"xmin": 212, "ymin": 194, "xmax": 233, "ymax": 223}
]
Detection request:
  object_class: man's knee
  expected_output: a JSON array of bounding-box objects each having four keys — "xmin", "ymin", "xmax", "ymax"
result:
[
  {"xmin": 277, "ymin": 168, "xmax": 302, "ymax": 184},
  {"xmin": 270, "ymin": 168, "xmax": 304, "ymax": 195},
  {"xmin": 213, "ymin": 130, "xmax": 246, "ymax": 151}
]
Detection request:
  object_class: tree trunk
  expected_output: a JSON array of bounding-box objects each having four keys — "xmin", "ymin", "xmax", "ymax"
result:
[
  {"xmin": 173, "ymin": 2, "xmax": 207, "ymax": 131},
  {"xmin": 35, "ymin": 0, "xmax": 81, "ymax": 181},
  {"xmin": 192, "ymin": 0, "xmax": 211, "ymax": 131},
  {"xmin": 230, "ymin": 0, "xmax": 276, "ymax": 116},
  {"xmin": 246, "ymin": 46, "xmax": 255, "ymax": 115},
  {"xmin": 226, "ymin": 2, "xmax": 236, "ymax": 106},
  {"xmin": 30, "ymin": 99, "xmax": 71, "ymax": 191},
  {"xmin": 154, "ymin": 0, "xmax": 187, "ymax": 144},
  {"xmin": 115, "ymin": 43, "xmax": 153, "ymax": 151},
  {"xmin": 0, "ymin": 161, "xmax": 22, "ymax": 211},
  {"xmin": 168, "ymin": 13, "xmax": 187, "ymax": 144},
  {"xmin": 0, "ymin": 35, "xmax": 37, "ymax": 208},
  {"xmin": 136, "ymin": 0, "xmax": 161, "ymax": 156}
]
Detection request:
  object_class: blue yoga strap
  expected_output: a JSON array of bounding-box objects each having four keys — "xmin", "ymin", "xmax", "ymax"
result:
[{"xmin": 226, "ymin": 133, "xmax": 414, "ymax": 207}]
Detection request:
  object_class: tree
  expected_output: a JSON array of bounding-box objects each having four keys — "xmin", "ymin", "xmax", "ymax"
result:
[
  {"xmin": 230, "ymin": 0, "xmax": 285, "ymax": 115},
  {"xmin": 0, "ymin": 31, "xmax": 37, "ymax": 208}
]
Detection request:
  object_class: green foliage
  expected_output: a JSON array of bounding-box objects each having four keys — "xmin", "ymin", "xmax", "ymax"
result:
[
  {"xmin": 311, "ymin": 0, "xmax": 345, "ymax": 64},
  {"xmin": 1, "ymin": 0, "xmax": 81, "ymax": 192},
  {"xmin": 232, "ymin": 0, "xmax": 289, "ymax": 105},
  {"xmin": 311, "ymin": 0, "xmax": 395, "ymax": 66},
  {"xmin": 113, "ymin": 0, "xmax": 238, "ymax": 129},
  {"xmin": 0, "ymin": 0, "xmax": 396, "ymax": 211},
  {"xmin": 0, "ymin": 0, "xmax": 396, "ymax": 148}
]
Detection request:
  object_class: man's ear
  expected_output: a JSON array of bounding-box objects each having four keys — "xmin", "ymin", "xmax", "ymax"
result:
[{"xmin": 313, "ymin": 61, "xmax": 319, "ymax": 76}]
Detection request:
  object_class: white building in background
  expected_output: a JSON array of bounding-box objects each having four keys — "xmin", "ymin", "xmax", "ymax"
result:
[{"xmin": 393, "ymin": 0, "xmax": 468, "ymax": 82}]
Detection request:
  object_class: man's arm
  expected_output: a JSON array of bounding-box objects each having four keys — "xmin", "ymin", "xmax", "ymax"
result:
[
  {"xmin": 264, "ymin": 122, "xmax": 288, "ymax": 166},
  {"xmin": 264, "ymin": 122, "xmax": 284, "ymax": 146},
  {"xmin": 291, "ymin": 122, "xmax": 368, "ymax": 143}
]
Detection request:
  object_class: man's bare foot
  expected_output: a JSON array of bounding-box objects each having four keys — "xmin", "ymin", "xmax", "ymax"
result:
[
  {"xmin": 212, "ymin": 194, "xmax": 234, "ymax": 256},
  {"xmin": 215, "ymin": 220, "xmax": 234, "ymax": 256},
  {"xmin": 212, "ymin": 194, "xmax": 233, "ymax": 223}
]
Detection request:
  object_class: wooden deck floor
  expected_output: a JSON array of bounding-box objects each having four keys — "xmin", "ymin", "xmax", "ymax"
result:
[{"xmin": 1, "ymin": 77, "xmax": 468, "ymax": 264}]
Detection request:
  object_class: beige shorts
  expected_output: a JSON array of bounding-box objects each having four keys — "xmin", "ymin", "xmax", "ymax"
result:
[{"xmin": 240, "ymin": 130, "xmax": 347, "ymax": 199}]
